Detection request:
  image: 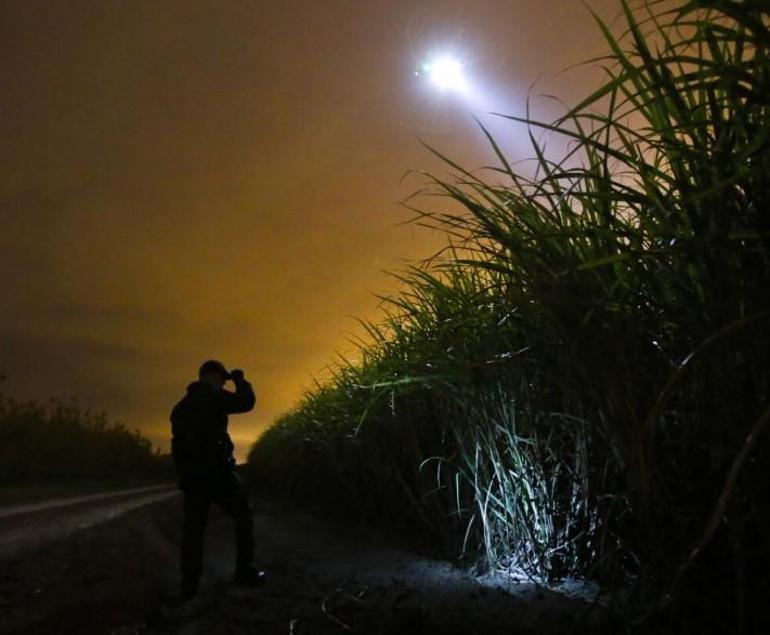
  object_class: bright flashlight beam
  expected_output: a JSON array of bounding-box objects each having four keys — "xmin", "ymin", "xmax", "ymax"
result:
[{"xmin": 420, "ymin": 55, "xmax": 468, "ymax": 93}]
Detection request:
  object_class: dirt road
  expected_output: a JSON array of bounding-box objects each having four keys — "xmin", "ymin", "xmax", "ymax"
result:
[
  {"xmin": 0, "ymin": 485, "xmax": 178, "ymax": 561},
  {"xmin": 0, "ymin": 488, "xmax": 616, "ymax": 634}
]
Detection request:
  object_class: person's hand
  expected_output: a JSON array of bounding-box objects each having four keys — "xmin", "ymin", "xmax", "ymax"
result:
[{"xmin": 230, "ymin": 368, "xmax": 245, "ymax": 382}]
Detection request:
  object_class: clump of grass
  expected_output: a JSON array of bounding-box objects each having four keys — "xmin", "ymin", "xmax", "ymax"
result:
[{"xmin": 249, "ymin": 1, "xmax": 770, "ymax": 630}]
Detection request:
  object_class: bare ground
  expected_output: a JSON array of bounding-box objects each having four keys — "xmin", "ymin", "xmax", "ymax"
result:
[{"xmin": 0, "ymin": 492, "xmax": 621, "ymax": 634}]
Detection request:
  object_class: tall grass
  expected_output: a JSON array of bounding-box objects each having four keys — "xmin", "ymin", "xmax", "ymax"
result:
[
  {"xmin": 0, "ymin": 385, "xmax": 172, "ymax": 487},
  {"xmin": 249, "ymin": 1, "xmax": 770, "ymax": 629}
]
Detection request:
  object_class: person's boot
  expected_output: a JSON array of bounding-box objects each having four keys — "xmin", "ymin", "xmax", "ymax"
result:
[{"xmin": 234, "ymin": 564, "xmax": 267, "ymax": 587}]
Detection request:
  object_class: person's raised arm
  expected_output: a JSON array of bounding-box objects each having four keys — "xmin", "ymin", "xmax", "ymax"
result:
[{"xmin": 220, "ymin": 369, "xmax": 256, "ymax": 414}]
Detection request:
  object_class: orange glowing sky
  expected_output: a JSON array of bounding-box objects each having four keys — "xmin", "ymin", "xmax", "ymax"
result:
[{"xmin": 1, "ymin": 0, "xmax": 620, "ymax": 460}]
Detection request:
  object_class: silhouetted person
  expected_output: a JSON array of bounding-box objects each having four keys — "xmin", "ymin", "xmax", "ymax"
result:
[{"xmin": 170, "ymin": 359, "xmax": 265, "ymax": 600}]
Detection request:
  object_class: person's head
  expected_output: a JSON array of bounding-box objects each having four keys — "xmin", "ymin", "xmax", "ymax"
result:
[{"xmin": 198, "ymin": 359, "xmax": 230, "ymax": 389}]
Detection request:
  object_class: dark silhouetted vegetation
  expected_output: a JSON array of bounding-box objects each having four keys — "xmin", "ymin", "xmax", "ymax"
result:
[
  {"xmin": 248, "ymin": 1, "xmax": 770, "ymax": 631},
  {"xmin": 0, "ymin": 384, "xmax": 172, "ymax": 490}
]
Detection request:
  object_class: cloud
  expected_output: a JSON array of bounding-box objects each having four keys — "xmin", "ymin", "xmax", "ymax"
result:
[
  {"xmin": 0, "ymin": 330, "xmax": 176, "ymax": 411},
  {"xmin": 0, "ymin": 187, "xmax": 67, "ymax": 219},
  {"xmin": 41, "ymin": 302, "xmax": 184, "ymax": 332}
]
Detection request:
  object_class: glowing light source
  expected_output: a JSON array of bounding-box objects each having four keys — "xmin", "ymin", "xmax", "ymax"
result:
[{"xmin": 420, "ymin": 55, "xmax": 468, "ymax": 93}]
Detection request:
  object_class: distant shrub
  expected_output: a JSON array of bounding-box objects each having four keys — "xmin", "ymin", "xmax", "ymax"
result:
[{"xmin": 0, "ymin": 388, "xmax": 172, "ymax": 486}]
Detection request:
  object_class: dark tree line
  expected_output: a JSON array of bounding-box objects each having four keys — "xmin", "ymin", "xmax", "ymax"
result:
[{"xmin": 0, "ymin": 385, "xmax": 172, "ymax": 487}]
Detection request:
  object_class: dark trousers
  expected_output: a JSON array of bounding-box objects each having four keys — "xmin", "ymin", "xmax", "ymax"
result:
[{"xmin": 180, "ymin": 470, "xmax": 254, "ymax": 587}]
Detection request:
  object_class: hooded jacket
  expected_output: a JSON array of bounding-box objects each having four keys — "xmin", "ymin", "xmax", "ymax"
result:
[{"xmin": 169, "ymin": 376, "xmax": 255, "ymax": 483}]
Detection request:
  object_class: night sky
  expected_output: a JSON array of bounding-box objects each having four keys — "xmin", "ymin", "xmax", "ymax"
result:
[{"xmin": 1, "ymin": 0, "xmax": 619, "ymax": 459}]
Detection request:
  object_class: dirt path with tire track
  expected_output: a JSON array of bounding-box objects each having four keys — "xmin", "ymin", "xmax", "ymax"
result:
[{"xmin": 0, "ymin": 490, "xmax": 616, "ymax": 634}]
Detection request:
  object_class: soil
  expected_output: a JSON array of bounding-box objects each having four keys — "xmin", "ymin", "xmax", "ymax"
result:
[{"xmin": 0, "ymin": 492, "xmax": 620, "ymax": 634}]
